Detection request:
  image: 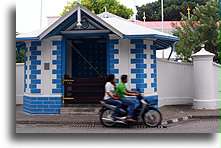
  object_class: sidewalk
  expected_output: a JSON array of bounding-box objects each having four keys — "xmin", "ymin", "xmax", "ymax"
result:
[{"xmin": 16, "ymin": 104, "xmax": 220, "ymax": 125}]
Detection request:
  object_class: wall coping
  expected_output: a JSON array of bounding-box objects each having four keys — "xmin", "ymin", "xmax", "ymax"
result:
[
  {"xmin": 16, "ymin": 63, "xmax": 24, "ymax": 66},
  {"xmin": 213, "ymin": 62, "xmax": 221, "ymax": 68},
  {"xmin": 157, "ymin": 58, "xmax": 193, "ymax": 65}
]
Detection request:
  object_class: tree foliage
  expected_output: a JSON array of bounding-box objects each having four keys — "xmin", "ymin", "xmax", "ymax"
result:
[
  {"xmin": 16, "ymin": 49, "xmax": 25, "ymax": 63},
  {"xmin": 172, "ymin": 0, "xmax": 220, "ymax": 63},
  {"xmin": 136, "ymin": 0, "xmax": 209, "ymax": 21},
  {"xmin": 61, "ymin": 0, "xmax": 134, "ymax": 19}
]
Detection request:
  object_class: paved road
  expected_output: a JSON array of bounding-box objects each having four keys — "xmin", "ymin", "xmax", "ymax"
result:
[{"xmin": 16, "ymin": 119, "xmax": 220, "ymax": 133}]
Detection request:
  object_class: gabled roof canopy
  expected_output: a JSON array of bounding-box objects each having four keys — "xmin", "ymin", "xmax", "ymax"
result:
[{"xmin": 16, "ymin": 4, "xmax": 179, "ymax": 49}]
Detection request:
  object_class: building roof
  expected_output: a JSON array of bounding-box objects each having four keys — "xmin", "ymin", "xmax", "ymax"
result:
[
  {"xmin": 16, "ymin": 4, "xmax": 179, "ymax": 49},
  {"xmin": 131, "ymin": 20, "xmax": 181, "ymax": 28}
]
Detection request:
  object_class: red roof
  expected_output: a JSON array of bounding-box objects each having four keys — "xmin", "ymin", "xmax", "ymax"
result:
[{"xmin": 130, "ymin": 20, "xmax": 181, "ymax": 28}]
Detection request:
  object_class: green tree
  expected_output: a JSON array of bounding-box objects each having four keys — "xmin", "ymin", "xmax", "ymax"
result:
[
  {"xmin": 61, "ymin": 0, "xmax": 134, "ymax": 19},
  {"xmin": 172, "ymin": 0, "xmax": 220, "ymax": 63},
  {"xmin": 16, "ymin": 49, "xmax": 25, "ymax": 63},
  {"xmin": 136, "ymin": 0, "xmax": 209, "ymax": 21}
]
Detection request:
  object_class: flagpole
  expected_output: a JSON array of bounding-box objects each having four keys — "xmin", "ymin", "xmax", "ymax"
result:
[{"xmin": 161, "ymin": 0, "xmax": 164, "ymax": 58}]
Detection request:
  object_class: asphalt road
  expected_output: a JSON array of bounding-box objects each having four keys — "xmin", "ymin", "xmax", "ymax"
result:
[{"xmin": 16, "ymin": 119, "xmax": 220, "ymax": 133}]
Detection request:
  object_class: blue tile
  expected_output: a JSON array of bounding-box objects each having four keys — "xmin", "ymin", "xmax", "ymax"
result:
[
  {"xmin": 52, "ymin": 41, "xmax": 62, "ymax": 46},
  {"xmin": 52, "ymin": 60, "xmax": 62, "ymax": 65},
  {"xmin": 57, "ymin": 74, "xmax": 62, "ymax": 79},
  {"xmin": 109, "ymin": 49, "xmax": 119, "ymax": 54},
  {"xmin": 109, "ymin": 59, "xmax": 119, "ymax": 64},
  {"xmin": 131, "ymin": 69, "xmax": 144, "ymax": 74},
  {"xmin": 29, "ymin": 84, "xmax": 36, "ymax": 88},
  {"xmin": 43, "ymin": 101, "xmax": 55, "ymax": 104},
  {"xmin": 55, "ymin": 101, "xmax": 62, "ymax": 104},
  {"xmin": 136, "ymin": 74, "xmax": 147, "ymax": 78},
  {"xmin": 29, "ymin": 74, "xmax": 37, "ymax": 79},
  {"xmin": 151, "ymin": 54, "xmax": 156, "ymax": 59},
  {"xmin": 110, "ymin": 69, "xmax": 119, "ymax": 74},
  {"xmin": 49, "ymin": 97, "xmax": 62, "ymax": 101},
  {"xmin": 57, "ymin": 65, "xmax": 62, "ymax": 70},
  {"xmin": 131, "ymin": 49, "xmax": 144, "ymax": 54},
  {"xmin": 31, "ymin": 51, "xmax": 41, "ymax": 56},
  {"xmin": 131, "ymin": 59, "xmax": 144, "ymax": 64},
  {"xmin": 31, "ymin": 89, "xmax": 41, "ymax": 93},
  {"xmin": 52, "ymin": 89, "xmax": 62, "ymax": 93},
  {"xmin": 151, "ymin": 73, "xmax": 157, "ymax": 78},
  {"xmin": 135, "ymin": 44, "xmax": 146, "ymax": 49},
  {"xmin": 52, "ymin": 79, "xmax": 62, "ymax": 84},
  {"xmin": 31, "ymin": 70, "xmax": 41, "ymax": 74},
  {"xmin": 31, "ymin": 41, "xmax": 41, "ymax": 46},
  {"xmin": 30, "ymin": 56, "xmax": 37, "ymax": 61},
  {"xmin": 31, "ymin": 79, "xmax": 41, "ymax": 84},
  {"xmin": 130, "ymin": 39, "xmax": 143, "ymax": 44},
  {"xmin": 57, "ymin": 55, "xmax": 62, "ymax": 60},
  {"xmin": 154, "ymin": 87, "xmax": 157, "ymax": 92},
  {"xmin": 30, "ymin": 101, "xmax": 43, "ymax": 105},
  {"xmin": 52, "ymin": 70, "xmax": 62, "ymax": 74},
  {"xmin": 43, "ymin": 109, "xmax": 55, "ymax": 112},
  {"xmin": 136, "ymin": 83, "xmax": 147, "ymax": 88},
  {"xmin": 136, "ymin": 54, "xmax": 146, "ymax": 59},
  {"xmin": 109, "ymin": 39, "xmax": 119, "ymax": 44},
  {"xmin": 151, "ymin": 64, "xmax": 156, "ymax": 69},
  {"xmin": 29, "ymin": 65, "xmax": 37, "ymax": 70},
  {"xmin": 52, "ymin": 50, "xmax": 62, "ymax": 55},
  {"xmin": 56, "ymin": 46, "xmax": 62, "ymax": 50},
  {"xmin": 151, "ymin": 83, "xmax": 157, "ymax": 88},
  {"xmin": 30, "ymin": 46, "xmax": 37, "ymax": 51},
  {"xmin": 31, "ymin": 60, "xmax": 41, "ymax": 65},
  {"xmin": 150, "ymin": 45, "xmax": 156, "ymax": 50},
  {"xmin": 154, "ymin": 78, "xmax": 157, "ymax": 83},
  {"xmin": 154, "ymin": 69, "xmax": 157, "ymax": 73},
  {"xmin": 56, "ymin": 84, "xmax": 62, "ymax": 88},
  {"xmin": 131, "ymin": 79, "xmax": 144, "ymax": 83},
  {"xmin": 136, "ymin": 64, "xmax": 147, "ymax": 68},
  {"xmin": 37, "ymin": 105, "xmax": 49, "ymax": 108},
  {"xmin": 49, "ymin": 104, "xmax": 62, "ymax": 108},
  {"xmin": 37, "ymin": 97, "xmax": 48, "ymax": 101}
]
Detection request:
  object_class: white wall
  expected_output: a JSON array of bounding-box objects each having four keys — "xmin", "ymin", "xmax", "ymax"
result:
[
  {"xmin": 16, "ymin": 63, "xmax": 24, "ymax": 104},
  {"xmin": 157, "ymin": 59, "xmax": 194, "ymax": 107},
  {"xmin": 213, "ymin": 63, "xmax": 220, "ymax": 101}
]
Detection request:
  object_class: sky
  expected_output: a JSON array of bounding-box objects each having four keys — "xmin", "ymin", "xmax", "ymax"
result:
[{"xmin": 16, "ymin": 0, "xmax": 157, "ymax": 33}]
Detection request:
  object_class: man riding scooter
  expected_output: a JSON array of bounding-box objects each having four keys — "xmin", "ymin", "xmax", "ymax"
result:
[{"xmin": 115, "ymin": 75, "xmax": 139, "ymax": 122}]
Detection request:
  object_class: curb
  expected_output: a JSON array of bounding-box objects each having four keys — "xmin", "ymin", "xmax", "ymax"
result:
[{"xmin": 161, "ymin": 115, "xmax": 193, "ymax": 125}]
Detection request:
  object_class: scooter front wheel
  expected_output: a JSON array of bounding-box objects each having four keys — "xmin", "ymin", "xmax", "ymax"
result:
[
  {"xmin": 100, "ymin": 108, "xmax": 116, "ymax": 127},
  {"xmin": 142, "ymin": 107, "xmax": 162, "ymax": 127}
]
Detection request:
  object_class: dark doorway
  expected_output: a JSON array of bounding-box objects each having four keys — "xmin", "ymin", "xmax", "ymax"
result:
[{"xmin": 64, "ymin": 36, "xmax": 107, "ymax": 104}]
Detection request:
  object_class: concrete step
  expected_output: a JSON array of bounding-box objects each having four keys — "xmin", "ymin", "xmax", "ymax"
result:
[{"xmin": 60, "ymin": 106, "xmax": 100, "ymax": 115}]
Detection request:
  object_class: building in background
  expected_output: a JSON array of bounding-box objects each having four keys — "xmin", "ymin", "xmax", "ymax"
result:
[{"xmin": 16, "ymin": 4, "xmax": 179, "ymax": 114}]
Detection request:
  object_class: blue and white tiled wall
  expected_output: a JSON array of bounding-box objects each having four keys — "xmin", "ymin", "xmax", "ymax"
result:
[
  {"xmin": 129, "ymin": 39, "xmax": 158, "ymax": 107},
  {"xmin": 107, "ymin": 39, "xmax": 120, "ymax": 84},
  {"xmin": 23, "ymin": 39, "xmax": 63, "ymax": 114}
]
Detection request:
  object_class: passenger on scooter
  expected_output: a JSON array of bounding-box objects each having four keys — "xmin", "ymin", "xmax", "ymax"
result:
[
  {"xmin": 116, "ymin": 75, "xmax": 139, "ymax": 122},
  {"xmin": 103, "ymin": 74, "xmax": 122, "ymax": 120}
]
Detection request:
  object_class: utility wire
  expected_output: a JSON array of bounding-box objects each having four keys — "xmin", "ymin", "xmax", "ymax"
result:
[{"xmin": 67, "ymin": 41, "xmax": 103, "ymax": 78}]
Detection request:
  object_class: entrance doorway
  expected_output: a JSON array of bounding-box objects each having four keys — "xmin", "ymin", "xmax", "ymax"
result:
[{"xmin": 64, "ymin": 36, "xmax": 107, "ymax": 104}]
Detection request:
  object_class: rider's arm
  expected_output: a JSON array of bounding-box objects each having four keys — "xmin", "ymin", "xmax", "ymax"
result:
[
  {"xmin": 123, "ymin": 91, "xmax": 138, "ymax": 96},
  {"xmin": 106, "ymin": 92, "xmax": 119, "ymax": 100},
  {"xmin": 127, "ymin": 89, "xmax": 138, "ymax": 94}
]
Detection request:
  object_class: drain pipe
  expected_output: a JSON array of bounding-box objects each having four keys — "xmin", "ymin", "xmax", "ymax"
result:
[{"xmin": 167, "ymin": 43, "xmax": 174, "ymax": 60}]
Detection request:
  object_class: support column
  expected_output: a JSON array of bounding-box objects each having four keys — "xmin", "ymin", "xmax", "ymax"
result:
[{"xmin": 192, "ymin": 45, "xmax": 218, "ymax": 109}]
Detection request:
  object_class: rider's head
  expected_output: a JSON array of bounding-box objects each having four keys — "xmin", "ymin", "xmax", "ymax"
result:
[
  {"xmin": 121, "ymin": 75, "xmax": 128, "ymax": 83},
  {"xmin": 106, "ymin": 74, "xmax": 115, "ymax": 84}
]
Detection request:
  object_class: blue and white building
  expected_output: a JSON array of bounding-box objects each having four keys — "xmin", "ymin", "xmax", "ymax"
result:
[{"xmin": 16, "ymin": 4, "xmax": 179, "ymax": 114}]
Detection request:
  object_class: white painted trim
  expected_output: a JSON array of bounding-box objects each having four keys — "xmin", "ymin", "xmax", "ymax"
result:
[
  {"xmin": 24, "ymin": 93, "xmax": 62, "ymax": 97},
  {"xmin": 61, "ymin": 30, "xmax": 110, "ymax": 34},
  {"xmin": 39, "ymin": 4, "xmax": 123, "ymax": 39}
]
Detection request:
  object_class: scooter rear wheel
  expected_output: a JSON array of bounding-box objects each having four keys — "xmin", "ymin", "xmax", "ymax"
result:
[
  {"xmin": 100, "ymin": 108, "xmax": 116, "ymax": 127},
  {"xmin": 142, "ymin": 107, "xmax": 162, "ymax": 127}
]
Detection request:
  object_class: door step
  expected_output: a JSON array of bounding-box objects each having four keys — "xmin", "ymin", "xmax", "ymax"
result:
[{"xmin": 60, "ymin": 104, "xmax": 101, "ymax": 115}]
